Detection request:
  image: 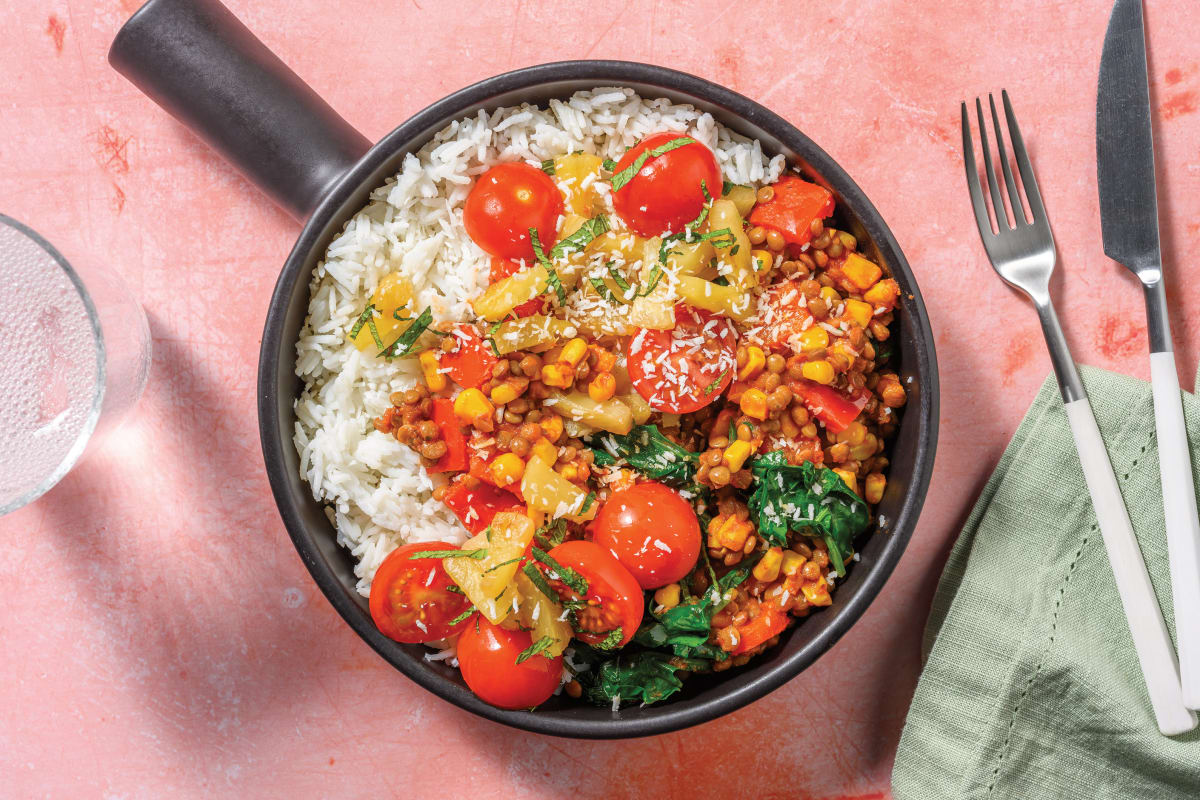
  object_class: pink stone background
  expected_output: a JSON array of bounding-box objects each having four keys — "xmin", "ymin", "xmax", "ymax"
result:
[{"xmin": 2, "ymin": 1, "xmax": 1198, "ymax": 797}]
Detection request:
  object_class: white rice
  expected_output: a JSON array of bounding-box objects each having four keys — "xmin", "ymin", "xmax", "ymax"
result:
[{"xmin": 293, "ymin": 87, "xmax": 785, "ymax": 596}]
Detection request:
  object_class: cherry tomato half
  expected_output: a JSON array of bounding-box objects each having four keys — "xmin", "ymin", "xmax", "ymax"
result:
[
  {"xmin": 490, "ymin": 257, "xmax": 545, "ymax": 317},
  {"xmin": 547, "ymin": 540, "xmax": 644, "ymax": 647},
  {"xmin": 611, "ymin": 132, "xmax": 722, "ymax": 237},
  {"xmin": 592, "ymin": 482, "xmax": 701, "ymax": 589},
  {"xmin": 368, "ymin": 542, "xmax": 473, "ymax": 643},
  {"xmin": 627, "ymin": 306, "xmax": 738, "ymax": 413},
  {"xmin": 464, "ymin": 163, "xmax": 562, "ymax": 260},
  {"xmin": 456, "ymin": 617, "xmax": 563, "ymax": 709},
  {"xmin": 440, "ymin": 325, "xmax": 499, "ymax": 389}
]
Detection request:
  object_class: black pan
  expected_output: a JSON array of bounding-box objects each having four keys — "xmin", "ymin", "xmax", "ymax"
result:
[{"xmin": 110, "ymin": 0, "xmax": 939, "ymax": 739}]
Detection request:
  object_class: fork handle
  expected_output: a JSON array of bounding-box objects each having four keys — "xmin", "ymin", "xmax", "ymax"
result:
[
  {"xmin": 1064, "ymin": 396, "xmax": 1197, "ymax": 735},
  {"xmin": 1148, "ymin": 351, "xmax": 1200, "ymax": 709}
]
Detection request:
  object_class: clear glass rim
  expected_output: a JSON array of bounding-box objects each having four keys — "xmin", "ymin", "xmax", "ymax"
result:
[{"xmin": 0, "ymin": 214, "xmax": 106, "ymax": 515}]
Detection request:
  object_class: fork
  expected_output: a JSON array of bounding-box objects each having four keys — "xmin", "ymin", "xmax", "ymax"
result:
[{"xmin": 961, "ymin": 91, "xmax": 1196, "ymax": 736}]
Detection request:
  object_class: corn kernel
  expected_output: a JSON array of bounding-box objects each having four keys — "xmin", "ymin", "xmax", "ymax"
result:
[
  {"xmin": 531, "ymin": 437, "xmax": 558, "ymax": 465},
  {"xmin": 560, "ymin": 337, "xmax": 588, "ymax": 367},
  {"xmin": 539, "ymin": 413, "xmax": 564, "ymax": 442},
  {"xmin": 453, "ymin": 388, "xmax": 494, "ymax": 423},
  {"xmin": 798, "ymin": 327, "xmax": 829, "ymax": 353},
  {"xmin": 419, "ymin": 350, "xmax": 447, "ymax": 392},
  {"xmin": 865, "ymin": 473, "xmax": 886, "ymax": 504},
  {"xmin": 540, "ymin": 362, "xmax": 574, "ymax": 388},
  {"xmin": 844, "ymin": 298, "xmax": 873, "ymax": 328},
  {"xmin": 738, "ymin": 346, "xmax": 766, "ymax": 381},
  {"xmin": 753, "ymin": 547, "xmax": 784, "ymax": 583},
  {"xmin": 840, "ymin": 421, "xmax": 867, "ymax": 447},
  {"xmin": 750, "ymin": 249, "xmax": 773, "ymax": 273},
  {"xmin": 739, "ymin": 388, "xmax": 769, "ymax": 420},
  {"xmin": 802, "ymin": 576, "xmax": 832, "ymax": 606},
  {"xmin": 832, "ymin": 468, "xmax": 858, "ymax": 495},
  {"xmin": 801, "ymin": 360, "xmax": 835, "ymax": 385},
  {"xmin": 489, "ymin": 453, "xmax": 526, "ymax": 487},
  {"xmin": 490, "ymin": 382, "xmax": 520, "ymax": 405},
  {"xmin": 864, "ymin": 278, "xmax": 899, "ymax": 308},
  {"xmin": 588, "ymin": 371, "xmax": 616, "ymax": 402},
  {"xmin": 559, "ymin": 463, "xmax": 579, "ymax": 482},
  {"xmin": 654, "ymin": 583, "xmax": 681, "ymax": 610},
  {"xmin": 723, "ymin": 440, "xmax": 753, "ymax": 473},
  {"xmin": 710, "ymin": 514, "xmax": 753, "ymax": 551},
  {"xmin": 819, "ymin": 286, "xmax": 841, "ymax": 304},
  {"xmin": 842, "ymin": 252, "xmax": 882, "ymax": 290},
  {"xmin": 781, "ymin": 551, "xmax": 806, "ymax": 577}
]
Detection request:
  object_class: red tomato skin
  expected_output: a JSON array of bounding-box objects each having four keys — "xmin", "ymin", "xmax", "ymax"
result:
[
  {"xmin": 548, "ymin": 540, "xmax": 644, "ymax": 646},
  {"xmin": 440, "ymin": 479, "xmax": 523, "ymax": 534},
  {"xmin": 747, "ymin": 176, "xmax": 835, "ymax": 247},
  {"xmin": 627, "ymin": 306, "xmax": 738, "ymax": 414},
  {"xmin": 456, "ymin": 618, "xmax": 563, "ymax": 710},
  {"xmin": 429, "ymin": 398, "xmax": 468, "ymax": 473},
  {"xmin": 464, "ymin": 164, "xmax": 562, "ymax": 260},
  {"xmin": 611, "ymin": 132, "xmax": 722, "ymax": 237},
  {"xmin": 592, "ymin": 482, "xmax": 701, "ymax": 589},
  {"xmin": 440, "ymin": 325, "xmax": 499, "ymax": 389},
  {"xmin": 489, "ymin": 257, "xmax": 545, "ymax": 317},
  {"xmin": 368, "ymin": 542, "xmax": 473, "ymax": 643},
  {"xmin": 790, "ymin": 381, "xmax": 870, "ymax": 433},
  {"xmin": 731, "ymin": 606, "xmax": 790, "ymax": 655}
]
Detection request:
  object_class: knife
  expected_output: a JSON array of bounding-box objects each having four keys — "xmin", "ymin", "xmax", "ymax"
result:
[{"xmin": 1097, "ymin": 0, "xmax": 1200, "ymax": 710}]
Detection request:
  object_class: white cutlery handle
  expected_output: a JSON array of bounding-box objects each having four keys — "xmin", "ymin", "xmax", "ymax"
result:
[
  {"xmin": 1149, "ymin": 351, "xmax": 1200, "ymax": 709},
  {"xmin": 1064, "ymin": 397, "xmax": 1197, "ymax": 735}
]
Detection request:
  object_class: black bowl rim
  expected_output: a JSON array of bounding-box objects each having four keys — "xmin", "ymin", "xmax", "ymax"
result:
[{"xmin": 258, "ymin": 59, "xmax": 939, "ymax": 739}]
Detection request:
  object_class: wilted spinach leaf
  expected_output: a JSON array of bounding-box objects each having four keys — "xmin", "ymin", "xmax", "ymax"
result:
[
  {"xmin": 583, "ymin": 650, "xmax": 684, "ymax": 707},
  {"xmin": 588, "ymin": 425, "xmax": 699, "ymax": 488}
]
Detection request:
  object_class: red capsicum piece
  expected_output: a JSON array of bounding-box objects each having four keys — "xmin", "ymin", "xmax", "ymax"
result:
[
  {"xmin": 441, "ymin": 479, "xmax": 523, "ymax": 534},
  {"xmin": 440, "ymin": 325, "xmax": 499, "ymax": 389},
  {"xmin": 429, "ymin": 397, "xmax": 468, "ymax": 473},
  {"xmin": 747, "ymin": 176, "xmax": 835, "ymax": 247},
  {"xmin": 791, "ymin": 381, "xmax": 870, "ymax": 434},
  {"xmin": 731, "ymin": 605, "xmax": 790, "ymax": 655}
]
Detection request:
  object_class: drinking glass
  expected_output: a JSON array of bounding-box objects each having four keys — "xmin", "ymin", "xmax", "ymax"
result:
[{"xmin": 0, "ymin": 215, "xmax": 151, "ymax": 514}]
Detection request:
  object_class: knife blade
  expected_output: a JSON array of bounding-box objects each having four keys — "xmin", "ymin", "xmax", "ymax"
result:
[
  {"xmin": 1097, "ymin": 0, "xmax": 1161, "ymax": 276},
  {"xmin": 1097, "ymin": 0, "xmax": 1200, "ymax": 713}
]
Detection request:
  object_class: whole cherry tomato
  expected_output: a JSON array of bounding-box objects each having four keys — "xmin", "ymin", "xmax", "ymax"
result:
[
  {"xmin": 456, "ymin": 617, "xmax": 563, "ymax": 709},
  {"xmin": 611, "ymin": 132, "xmax": 722, "ymax": 237},
  {"xmin": 368, "ymin": 542, "xmax": 473, "ymax": 643},
  {"xmin": 592, "ymin": 482, "xmax": 701, "ymax": 589},
  {"xmin": 464, "ymin": 163, "xmax": 562, "ymax": 260}
]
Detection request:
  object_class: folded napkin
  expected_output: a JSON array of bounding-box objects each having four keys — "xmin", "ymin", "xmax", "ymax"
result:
[{"xmin": 893, "ymin": 366, "xmax": 1200, "ymax": 799}]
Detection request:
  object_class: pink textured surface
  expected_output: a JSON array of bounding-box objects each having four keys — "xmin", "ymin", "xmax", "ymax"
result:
[{"xmin": 2, "ymin": 1, "xmax": 1198, "ymax": 797}]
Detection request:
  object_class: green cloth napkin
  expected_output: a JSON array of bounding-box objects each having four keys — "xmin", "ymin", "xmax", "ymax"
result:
[{"xmin": 893, "ymin": 366, "xmax": 1200, "ymax": 799}]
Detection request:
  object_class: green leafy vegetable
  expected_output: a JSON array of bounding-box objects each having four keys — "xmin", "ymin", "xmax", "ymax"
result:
[
  {"xmin": 601, "ymin": 157, "xmax": 617, "ymax": 172},
  {"xmin": 584, "ymin": 651, "xmax": 684, "ymax": 707},
  {"xmin": 633, "ymin": 558, "xmax": 756, "ymax": 659},
  {"xmin": 593, "ymin": 627, "xmax": 623, "ymax": 651},
  {"xmin": 516, "ymin": 636, "xmax": 556, "ymax": 664},
  {"xmin": 589, "ymin": 424, "xmax": 699, "ymax": 488},
  {"xmin": 610, "ymin": 136, "xmax": 696, "ymax": 192},
  {"xmin": 379, "ymin": 306, "xmax": 436, "ymax": 359},
  {"xmin": 407, "ymin": 547, "xmax": 488, "ymax": 560},
  {"xmin": 746, "ymin": 452, "xmax": 869, "ymax": 575},
  {"xmin": 533, "ymin": 518, "xmax": 569, "ymax": 550}
]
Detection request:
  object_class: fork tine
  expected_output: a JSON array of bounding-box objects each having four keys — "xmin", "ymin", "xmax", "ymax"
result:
[
  {"xmin": 960, "ymin": 102, "xmax": 994, "ymax": 238},
  {"xmin": 975, "ymin": 98, "xmax": 1009, "ymax": 230},
  {"xmin": 1001, "ymin": 90, "xmax": 1048, "ymax": 224},
  {"xmin": 988, "ymin": 93, "xmax": 1025, "ymax": 225}
]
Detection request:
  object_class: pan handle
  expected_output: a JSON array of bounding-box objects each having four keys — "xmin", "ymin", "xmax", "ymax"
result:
[{"xmin": 109, "ymin": 0, "xmax": 371, "ymax": 221}]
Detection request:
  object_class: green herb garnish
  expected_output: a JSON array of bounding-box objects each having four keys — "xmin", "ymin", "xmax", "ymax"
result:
[
  {"xmin": 407, "ymin": 548, "xmax": 488, "ymax": 560},
  {"xmin": 580, "ymin": 491, "xmax": 597, "ymax": 514},
  {"xmin": 449, "ymin": 607, "xmax": 476, "ymax": 625},
  {"xmin": 593, "ymin": 627, "xmax": 623, "ymax": 651},
  {"xmin": 541, "ymin": 158, "xmax": 556, "ymax": 175},
  {"xmin": 533, "ymin": 518, "xmax": 569, "ymax": 550},
  {"xmin": 704, "ymin": 367, "xmax": 731, "ymax": 396},
  {"xmin": 610, "ymin": 136, "xmax": 696, "ymax": 192},
  {"xmin": 522, "ymin": 562, "xmax": 559, "ymax": 603},
  {"xmin": 348, "ymin": 304, "xmax": 376, "ymax": 339},
  {"xmin": 531, "ymin": 546, "xmax": 588, "ymax": 595},
  {"xmin": 607, "ymin": 265, "xmax": 631, "ymax": 294},
  {"xmin": 589, "ymin": 276, "xmax": 617, "ymax": 303},
  {"xmin": 483, "ymin": 557, "xmax": 522, "ymax": 574},
  {"xmin": 516, "ymin": 636, "xmax": 556, "ymax": 664},
  {"xmin": 379, "ymin": 306, "xmax": 435, "ymax": 359},
  {"xmin": 550, "ymin": 215, "xmax": 610, "ymax": 260}
]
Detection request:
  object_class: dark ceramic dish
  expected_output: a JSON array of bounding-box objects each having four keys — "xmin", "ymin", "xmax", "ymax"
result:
[{"xmin": 110, "ymin": 0, "xmax": 938, "ymax": 739}]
